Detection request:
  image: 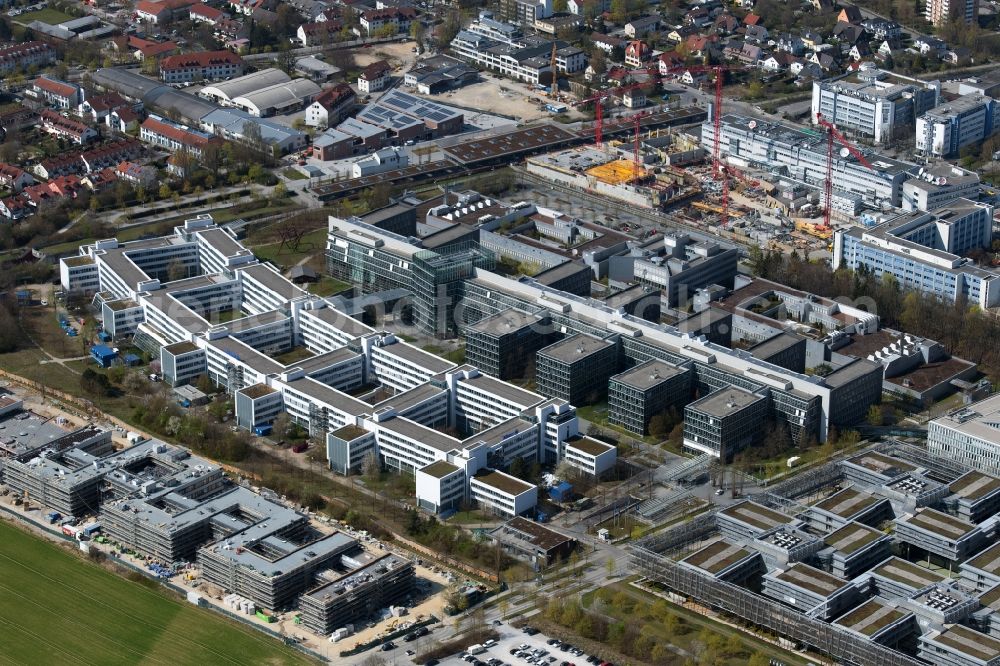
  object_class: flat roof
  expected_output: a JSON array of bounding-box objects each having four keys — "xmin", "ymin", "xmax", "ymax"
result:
[
  {"xmin": 682, "ymin": 539, "xmax": 754, "ymax": 575},
  {"xmin": 748, "ymin": 332, "xmax": 804, "ymax": 360},
  {"xmin": 208, "ymin": 336, "xmax": 282, "ymax": 375},
  {"xmin": 846, "ymin": 451, "xmax": 917, "ymax": 474},
  {"xmin": 823, "ymin": 358, "xmax": 881, "ymax": 388},
  {"xmin": 238, "ymin": 263, "xmax": 307, "ymax": 301},
  {"xmin": 470, "ymin": 309, "xmax": 542, "ymax": 336},
  {"xmin": 472, "ymin": 469, "xmax": 534, "ymax": 496},
  {"xmin": 538, "ymin": 333, "xmax": 614, "ymax": 364},
  {"xmin": 565, "ymin": 436, "xmax": 614, "ymax": 457},
  {"xmin": 824, "ymin": 522, "xmax": 884, "ymax": 555},
  {"xmin": 459, "ymin": 372, "xmax": 542, "ymax": 409},
  {"xmin": 379, "ymin": 414, "xmax": 459, "ymax": 453},
  {"xmin": 377, "ymin": 339, "xmax": 455, "ymax": 374},
  {"xmin": 492, "ymin": 516, "xmax": 574, "ymax": 552},
  {"xmin": 687, "ymin": 386, "xmax": 764, "ymax": 418},
  {"xmin": 63, "ymin": 255, "xmax": 94, "ymax": 267},
  {"xmin": 238, "ymin": 383, "xmax": 276, "ymax": 399},
  {"xmin": 225, "ymin": 310, "xmax": 288, "ymax": 335},
  {"xmin": 900, "ymin": 508, "xmax": 977, "ymax": 541},
  {"xmin": 720, "ymin": 501, "xmax": 795, "ymax": 531},
  {"xmin": 198, "ymin": 227, "xmax": 246, "ymax": 257},
  {"xmin": 611, "ymin": 359, "xmax": 685, "ymax": 390},
  {"xmin": 331, "ymin": 424, "xmax": 367, "ymax": 441},
  {"xmin": 834, "ymin": 599, "xmax": 908, "ymax": 637},
  {"xmin": 813, "ymin": 486, "xmax": 882, "ymax": 518},
  {"xmin": 419, "ymin": 460, "xmax": 461, "ymax": 478},
  {"xmin": 950, "ymin": 470, "xmax": 1000, "ymax": 501},
  {"xmin": 285, "ymin": 377, "xmax": 369, "ymax": 415},
  {"xmin": 304, "ymin": 306, "xmax": 375, "ymax": 339},
  {"xmin": 965, "ymin": 541, "xmax": 1000, "ymax": 575},
  {"xmin": 871, "ymin": 557, "xmax": 946, "ymax": 588},
  {"xmin": 928, "ymin": 625, "xmax": 1000, "ymax": 663},
  {"xmin": 773, "ymin": 563, "xmax": 849, "ymax": 597},
  {"xmin": 374, "ymin": 382, "xmax": 446, "ymax": 412}
]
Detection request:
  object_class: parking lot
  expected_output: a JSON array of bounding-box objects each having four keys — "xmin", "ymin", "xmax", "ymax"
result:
[{"xmin": 435, "ymin": 624, "xmax": 609, "ymax": 666}]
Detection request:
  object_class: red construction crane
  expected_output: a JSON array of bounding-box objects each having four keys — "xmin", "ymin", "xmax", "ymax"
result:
[
  {"xmin": 573, "ymin": 70, "xmax": 654, "ymax": 146},
  {"xmin": 815, "ymin": 113, "xmax": 875, "ymax": 231}
]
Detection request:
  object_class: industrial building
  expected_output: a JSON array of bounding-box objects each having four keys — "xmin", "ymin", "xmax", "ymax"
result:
[{"xmin": 487, "ymin": 516, "xmax": 576, "ymax": 567}]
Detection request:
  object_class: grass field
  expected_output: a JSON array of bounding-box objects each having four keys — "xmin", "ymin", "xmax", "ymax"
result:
[
  {"xmin": 14, "ymin": 7, "xmax": 73, "ymax": 24},
  {"xmin": 0, "ymin": 521, "xmax": 314, "ymax": 665}
]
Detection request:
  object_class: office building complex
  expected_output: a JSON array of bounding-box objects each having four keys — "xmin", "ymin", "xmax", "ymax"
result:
[
  {"xmin": 631, "ymin": 233, "xmax": 739, "ymax": 306},
  {"xmin": 902, "ymin": 163, "xmax": 980, "ymax": 212},
  {"xmin": 608, "ymin": 360, "xmax": 691, "ymax": 435},
  {"xmin": 811, "ymin": 71, "xmax": 939, "ymax": 144},
  {"xmin": 465, "ymin": 309, "xmax": 552, "ymax": 380},
  {"xmin": 682, "ymin": 387, "xmax": 769, "ymax": 460},
  {"xmin": 536, "ymin": 334, "xmax": 617, "ymax": 406},
  {"xmin": 706, "ymin": 113, "xmax": 912, "ymax": 208},
  {"xmin": 834, "ymin": 199, "xmax": 999, "ymax": 308},
  {"xmin": 929, "ymin": 395, "xmax": 1000, "ymax": 475},
  {"xmin": 916, "ymin": 95, "xmax": 999, "ymax": 158}
]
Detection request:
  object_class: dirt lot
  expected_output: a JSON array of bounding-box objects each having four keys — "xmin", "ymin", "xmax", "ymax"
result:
[
  {"xmin": 430, "ymin": 75, "xmax": 587, "ymax": 123},
  {"xmin": 354, "ymin": 41, "xmax": 420, "ymax": 71}
]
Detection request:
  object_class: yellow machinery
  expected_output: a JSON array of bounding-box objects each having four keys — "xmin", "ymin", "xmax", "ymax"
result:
[
  {"xmin": 692, "ymin": 201, "xmax": 724, "ymax": 214},
  {"xmin": 794, "ymin": 220, "xmax": 832, "ymax": 240}
]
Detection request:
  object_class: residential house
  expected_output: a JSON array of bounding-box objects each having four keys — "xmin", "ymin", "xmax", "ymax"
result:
[
  {"xmin": 743, "ymin": 12, "xmax": 762, "ymax": 26},
  {"xmin": 665, "ymin": 25, "xmax": 696, "ymax": 44},
  {"xmin": 159, "ymin": 51, "xmax": 245, "ymax": 83},
  {"xmin": 215, "ymin": 18, "xmax": 246, "ymax": 40},
  {"xmin": 713, "ymin": 13, "xmax": 739, "ymax": 35},
  {"xmin": 116, "ymin": 161, "xmax": 157, "ymax": 186},
  {"xmin": 32, "ymin": 76, "xmax": 83, "ymax": 109},
  {"xmin": 744, "ymin": 24, "xmax": 768, "ymax": 44},
  {"xmin": 108, "ymin": 107, "xmax": 140, "ymax": 133},
  {"xmin": 913, "ymin": 36, "xmax": 947, "ymax": 57},
  {"xmin": 590, "ymin": 32, "xmax": 622, "ymax": 53},
  {"xmin": 684, "ymin": 6, "xmax": 711, "ymax": 28},
  {"xmin": 39, "ymin": 110, "xmax": 98, "ymax": 144},
  {"xmin": 304, "ymin": 83, "xmax": 356, "ymax": 127},
  {"xmin": 624, "ymin": 15, "xmax": 660, "ymax": 38},
  {"xmin": 23, "ymin": 175, "xmax": 83, "ymax": 209},
  {"xmin": 0, "ymin": 164, "xmax": 34, "ymax": 192},
  {"xmin": 81, "ymin": 167, "xmax": 118, "ymax": 192},
  {"xmin": 0, "ymin": 195, "xmax": 29, "ymax": 219},
  {"xmin": 761, "ymin": 52, "xmax": 800, "ymax": 73},
  {"xmin": 876, "ymin": 39, "xmax": 902, "ymax": 60},
  {"xmin": 35, "ymin": 154, "xmax": 83, "ymax": 179},
  {"xmin": 776, "ymin": 34, "xmax": 805, "ymax": 55},
  {"xmin": 624, "ymin": 40, "xmax": 651, "ymax": 68},
  {"xmin": 657, "ymin": 51, "xmax": 685, "ymax": 75},
  {"xmin": 837, "ymin": 5, "xmax": 863, "ymax": 23},
  {"xmin": 848, "ymin": 43, "xmax": 870, "ymax": 61},
  {"xmin": 860, "ymin": 18, "xmax": 901, "ymax": 40},
  {"xmin": 726, "ymin": 42, "xmax": 763, "ymax": 66},
  {"xmin": 129, "ymin": 36, "xmax": 178, "ymax": 61},
  {"xmin": 807, "ymin": 50, "xmax": 839, "ymax": 71},
  {"xmin": 358, "ymin": 61, "xmax": 391, "ymax": 93},
  {"xmin": 79, "ymin": 92, "xmax": 132, "ymax": 124},
  {"xmin": 833, "ymin": 21, "xmax": 868, "ymax": 46},
  {"xmin": 810, "ymin": 0, "xmax": 834, "ymax": 10},
  {"xmin": 685, "ymin": 34, "xmax": 719, "ymax": 60},
  {"xmin": 189, "ymin": 4, "xmax": 225, "ymax": 24},
  {"xmin": 0, "ymin": 42, "xmax": 55, "ymax": 75},
  {"xmin": 359, "ymin": 6, "xmax": 414, "ymax": 35},
  {"xmin": 946, "ymin": 47, "xmax": 972, "ymax": 65},
  {"xmin": 296, "ymin": 20, "xmax": 343, "ymax": 46},
  {"xmin": 81, "ymin": 140, "xmax": 144, "ymax": 173}
]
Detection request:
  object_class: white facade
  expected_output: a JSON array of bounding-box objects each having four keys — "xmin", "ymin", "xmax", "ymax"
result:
[
  {"xmin": 916, "ymin": 95, "xmax": 999, "ymax": 158},
  {"xmin": 929, "ymin": 394, "xmax": 1000, "ymax": 474},
  {"xmin": 351, "ymin": 148, "xmax": 408, "ymax": 178}
]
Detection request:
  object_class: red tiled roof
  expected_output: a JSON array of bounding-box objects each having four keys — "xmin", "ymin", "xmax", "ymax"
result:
[
  {"xmin": 33, "ymin": 76, "xmax": 78, "ymax": 99},
  {"xmin": 0, "ymin": 41, "xmax": 53, "ymax": 63},
  {"xmin": 744, "ymin": 13, "xmax": 761, "ymax": 25},
  {"xmin": 87, "ymin": 92, "xmax": 127, "ymax": 113},
  {"xmin": 129, "ymin": 36, "xmax": 178, "ymax": 56},
  {"xmin": 0, "ymin": 163, "xmax": 25, "ymax": 181},
  {"xmin": 141, "ymin": 116, "xmax": 214, "ymax": 148},
  {"xmin": 362, "ymin": 6, "xmax": 415, "ymax": 20},
  {"xmin": 135, "ymin": 0, "xmax": 169, "ymax": 15},
  {"xmin": 361, "ymin": 60, "xmax": 390, "ymax": 80},
  {"xmin": 190, "ymin": 4, "xmax": 224, "ymax": 19},
  {"xmin": 313, "ymin": 83, "xmax": 355, "ymax": 109},
  {"xmin": 40, "ymin": 109, "xmax": 92, "ymax": 138},
  {"xmin": 160, "ymin": 50, "xmax": 243, "ymax": 70}
]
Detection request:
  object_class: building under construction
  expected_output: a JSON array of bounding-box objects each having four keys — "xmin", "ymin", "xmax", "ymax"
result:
[
  {"xmin": 631, "ymin": 441, "xmax": 1000, "ymax": 666},
  {"xmin": 299, "ymin": 553, "xmax": 415, "ymax": 635}
]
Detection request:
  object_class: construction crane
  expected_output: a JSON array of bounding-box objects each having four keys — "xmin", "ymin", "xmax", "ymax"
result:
[
  {"xmin": 815, "ymin": 112, "xmax": 874, "ymax": 232},
  {"xmin": 549, "ymin": 43, "xmax": 559, "ymax": 99},
  {"xmin": 573, "ymin": 70, "xmax": 653, "ymax": 146}
]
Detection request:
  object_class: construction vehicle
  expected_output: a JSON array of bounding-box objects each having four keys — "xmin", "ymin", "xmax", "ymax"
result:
[{"xmin": 794, "ymin": 220, "xmax": 833, "ymax": 240}]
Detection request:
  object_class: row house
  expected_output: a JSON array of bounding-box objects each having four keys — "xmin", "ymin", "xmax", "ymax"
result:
[
  {"xmin": 0, "ymin": 163, "xmax": 34, "ymax": 192},
  {"xmin": 0, "ymin": 194, "xmax": 30, "ymax": 219},
  {"xmin": 81, "ymin": 167, "xmax": 119, "ymax": 192},
  {"xmin": 0, "ymin": 42, "xmax": 55, "ymax": 75},
  {"xmin": 79, "ymin": 92, "xmax": 135, "ymax": 124},
  {"xmin": 359, "ymin": 6, "xmax": 415, "ymax": 35},
  {"xmin": 39, "ymin": 110, "xmax": 98, "ymax": 144},
  {"xmin": 109, "ymin": 107, "xmax": 141, "ymax": 133},
  {"xmin": 32, "ymin": 76, "xmax": 84, "ymax": 109},
  {"xmin": 860, "ymin": 18, "xmax": 901, "ymax": 41},
  {"xmin": 35, "ymin": 139, "xmax": 143, "ymax": 179},
  {"xmin": 140, "ymin": 114, "xmax": 219, "ymax": 158},
  {"xmin": 22, "ymin": 175, "xmax": 84, "ymax": 209},
  {"xmin": 116, "ymin": 161, "xmax": 157, "ymax": 187},
  {"xmin": 159, "ymin": 50, "xmax": 245, "ymax": 83}
]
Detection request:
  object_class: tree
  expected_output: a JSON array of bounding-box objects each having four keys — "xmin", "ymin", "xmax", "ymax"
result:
[
  {"xmin": 553, "ymin": 0, "xmax": 568, "ymax": 10},
  {"xmin": 363, "ymin": 450, "xmax": 381, "ymax": 482},
  {"xmin": 195, "ymin": 373, "xmax": 215, "ymax": 394},
  {"xmin": 605, "ymin": 556, "xmax": 616, "ymax": 576},
  {"xmin": 166, "ymin": 258, "xmax": 187, "ymax": 282},
  {"xmin": 410, "ymin": 19, "xmax": 424, "ymax": 45},
  {"xmin": 80, "ymin": 369, "xmax": 112, "ymax": 397},
  {"xmin": 273, "ymin": 182, "xmax": 288, "ymax": 198}
]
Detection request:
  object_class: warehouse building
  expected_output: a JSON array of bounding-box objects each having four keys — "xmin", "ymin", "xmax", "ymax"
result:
[
  {"xmin": 298, "ymin": 553, "xmax": 415, "ymax": 635},
  {"xmin": 230, "ymin": 78, "xmax": 321, "ymax": 117},
  {"xmin": 199, "ymin": 68, "xmax": 292, "ymax": 105}
]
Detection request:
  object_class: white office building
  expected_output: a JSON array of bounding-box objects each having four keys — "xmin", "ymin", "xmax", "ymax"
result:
[
  {"xmin": 929, "ymin": 394, "xmax": 1000, "ymax": 474},
  {"xmin": 916, "ymin": 94, "xmax": 1000, "ymax": 158}
]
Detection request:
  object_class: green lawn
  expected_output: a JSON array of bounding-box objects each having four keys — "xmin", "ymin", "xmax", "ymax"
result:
[
  {"xmin": 0, "ymin": 521, "xmax": 313, "ymax": 665},
  {"xmin": 14, "ymin": 7, "xmax": 74, "ymax": 24},
  {"xmin": 251, "ymin": 227, "xmax": 327, "ymax": 268},
  {"xmin": 308, "ymin": 276, "xmax": 351, "ymax": 297},
  {"xmin": 283, "ymin": 168, "xmax": 308, "ymax": 181}
]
